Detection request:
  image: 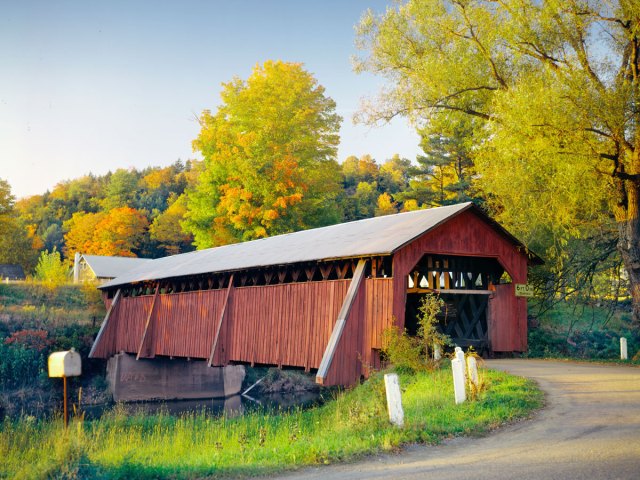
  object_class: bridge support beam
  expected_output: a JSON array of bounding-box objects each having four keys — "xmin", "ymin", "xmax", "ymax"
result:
[
  {"xmin": 89, "ymin": 289, "xmax": 122, "ymax": 359},
  {"xmin": 316, "ymin": 259, "xmax": 367, "ymax": 385},
  {"xmin": 208, "ymin": 274, "xmax": 234, "ymax": 367},
  {"xmin": 137, "ymin": 284, "xmax": 160, "ymax": 360}
]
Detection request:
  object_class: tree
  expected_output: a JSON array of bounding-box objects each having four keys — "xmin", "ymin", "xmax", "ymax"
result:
[
  {"xmin": 63, "ymin": 211, "xmax": 106, "ymax": 258},
  {"xmin": 149, "ymin": 194, "xmax": 194, "ymax": 255},
  {"xmin": 34, "ymin": 249, "xmax": 69, "ymax": 289},
  {"xmin": 0, "ymin": 179, "xmax": 38, "ymax": 271},
  {"xmin": 398, "ymin": 124, "xmax": 476, "ymax": 207},
  {"xmin": 0, "ymin": 179, "xmax": 13, "ymax": 215},
  {"xmin": 63, "ymin": 207, "xmax": 148, "ymax": 258},
  {"xmin": 379, "ymin": 154, "xmax": 412, "ymax": 194},
  {"xmin": 101, "ymin": 169, "xmax": 141, "ymax": 211},
  {"xmin": 185, "ymin": 61, "xmax": 343, "ymax": 247},
  {"xmin": 376, "ymin": 192, "xmax": 398, "ymax": 216},
  {"xmin": 93, "ymin": 207, "xmax": 149, "ymax": 256},
  {"xmin": 356, "ymin": 0, "xmax": 640, "ymax": 324},
  {"xmin": 342, "ymin": 154, "xmax": 379, "ymax": 189}
]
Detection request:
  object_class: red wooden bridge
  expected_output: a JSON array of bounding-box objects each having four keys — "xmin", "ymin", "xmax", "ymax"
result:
[{"xmin": 90, "ymin": 203, "xmax": 541, "ymax": 386}]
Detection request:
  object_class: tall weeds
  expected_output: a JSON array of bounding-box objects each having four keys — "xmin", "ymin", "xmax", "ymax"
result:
[{"xmin": 382, "ymin": 294, "xmax": 450, "ymax": 372}]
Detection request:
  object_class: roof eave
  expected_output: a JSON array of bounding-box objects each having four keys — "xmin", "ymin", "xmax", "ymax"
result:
[{"xmin": 98, "ymin": 253, "xmax": 395, "ymax": 290}]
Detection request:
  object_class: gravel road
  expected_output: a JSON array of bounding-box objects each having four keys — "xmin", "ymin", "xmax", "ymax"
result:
[{"xmin": 279, "ymin": 359, "xmax": 640, "ymax": 480}]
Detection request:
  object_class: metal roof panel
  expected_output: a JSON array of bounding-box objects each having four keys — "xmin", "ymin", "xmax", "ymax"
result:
[{"xmin": 100, "ymin": 203, "xmax": 474, "ymax": 288}]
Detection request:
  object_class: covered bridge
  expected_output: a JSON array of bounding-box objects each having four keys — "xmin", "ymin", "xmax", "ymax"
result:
[{"xmin": 90, "ymin": 202, "xmax": 541, "ymax": 387}]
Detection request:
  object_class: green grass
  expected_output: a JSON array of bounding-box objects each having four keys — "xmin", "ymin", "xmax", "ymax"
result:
[
  {"xmin": 527, "ymin": 300, "xmax": 639, "ymax": 361},
  {"xmin": 530, "ymin": 300, "xmax": 633, "ymax": 333},
  {"xmin": 0, "ymin": 367, "xmax": 542, "ymax": 479},
  {"xmin": 0, "ymin": 283, "xmax": 105, "ymax": 330}
]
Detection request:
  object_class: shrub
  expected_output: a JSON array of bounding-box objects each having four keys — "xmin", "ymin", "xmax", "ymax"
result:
[
  {"xmin": 4, "ymin": 329, "xmax": 53, "ymax": 352},
  {"xmin": 0, "ymin": 342, "xmax": 46, "ymax": 389},
  {"xmin": 381, "ymin": 294, "xmax": 450, "ymax": 372}
]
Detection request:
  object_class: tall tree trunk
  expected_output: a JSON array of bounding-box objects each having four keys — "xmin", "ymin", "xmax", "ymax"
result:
[{"xmin": 616, "ymin": 179, "xmax": 640, "ymax": 325}]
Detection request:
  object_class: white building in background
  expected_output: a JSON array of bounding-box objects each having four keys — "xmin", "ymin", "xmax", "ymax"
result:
[{"xmin": 73, "ymin": 253, "xmax": 152, "ymax": 284}]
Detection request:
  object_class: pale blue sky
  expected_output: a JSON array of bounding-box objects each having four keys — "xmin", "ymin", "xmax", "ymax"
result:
[{"xmin": 0, "ymin": 1, "xmax": 420, "ymax": 199}]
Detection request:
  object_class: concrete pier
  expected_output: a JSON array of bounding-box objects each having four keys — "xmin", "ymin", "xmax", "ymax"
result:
[{"xmin": 106, "ymin": 353, "xmax": 245, "ymax": 402}]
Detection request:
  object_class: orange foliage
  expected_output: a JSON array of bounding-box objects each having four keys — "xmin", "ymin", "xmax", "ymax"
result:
[
  {"xmin": 64, "ymin": 207, "xmax": 148, "ymax": 258},
  {"xmin": 142, "ymin": 167, "xmax": 174, "ymax": 190},
  {"xmin": 26, "ymin": 224, "xmax": 45, "ymax": 250}
]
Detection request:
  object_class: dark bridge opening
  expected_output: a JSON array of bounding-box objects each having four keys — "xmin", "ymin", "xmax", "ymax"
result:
[{"xmin": 404, "ymin": 254, "xmax": 505, "ymax": 353}]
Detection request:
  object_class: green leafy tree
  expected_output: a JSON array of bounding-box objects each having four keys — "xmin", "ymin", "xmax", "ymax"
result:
[
  {"xmin": 34, "ymin": 248, "xmax": 69, "ymax": 289},
  {"xmin": 356, "ymin": 0, "xmax": 640, "ymax": 324},
  {"xmin": 101, "ymin": 169, "xmax": 141, "ymax": 211},
  {"xmin": 0, "ymin": 179, "xmax": 38, "ymax": 271},
  {"xmin": 398, "ymin": 124, "xmax": 475, "ymax": 207},
  {"xmin": 382, "ymin": 294, "xmax": 448, "ymax": 372},
  {"xmin": 185, "ymin": 61, "xmax": 343, "ymax": 247},
  {"xmin": 379, "ymin": 154, "xmax": 412, "ymax": 194}
]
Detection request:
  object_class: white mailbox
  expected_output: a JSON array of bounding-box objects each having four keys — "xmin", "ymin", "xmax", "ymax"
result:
[{"xmin": 48, "ymin": 350, "xmax": 82, "ymax": 378}]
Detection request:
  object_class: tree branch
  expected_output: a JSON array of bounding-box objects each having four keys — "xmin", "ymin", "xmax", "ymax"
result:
[
  {"xmin": 431, "ymin": 102, "xmax": 496, "ymax": 121},
  {"xmin": 453, "ymin": 0, "xmax": 508, "ymax": 89}
]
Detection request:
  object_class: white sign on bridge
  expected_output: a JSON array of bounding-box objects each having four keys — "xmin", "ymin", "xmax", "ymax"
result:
[{"xmin": 515, "ymin": 284, "xmax": 534, "ymax": 297}]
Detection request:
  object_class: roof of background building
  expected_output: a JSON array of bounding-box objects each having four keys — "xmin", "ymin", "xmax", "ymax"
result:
[
  {"xmin": 0, "ymin": 264, "xmax": 25, "ymax": 280},
  {"xmin": 82, "ymin": 255, "xmax": 153, "ymax": 279}
]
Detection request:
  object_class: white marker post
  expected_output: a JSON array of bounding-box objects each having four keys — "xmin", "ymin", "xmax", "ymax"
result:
[
  {"xmin": 467, "ymin": 356, "xmax": 479, "ymax": 388},
  {"xmin": 451, "ymin": 358, "xmax": 466, "ymax": 404},
  {"xmin": 384, "ymin": 373, "xmax": 404, "ymax": 427},
  {"xmin": 455, "ymin": 347, "xmax": 466, "ymax": 384},
  {"xmin": 433, "ymin": 344, "xmax": 442, "ymax": 361},
  {"xmin": 620, "ymin": 337, "xmax": 628, "ymax": 360}
]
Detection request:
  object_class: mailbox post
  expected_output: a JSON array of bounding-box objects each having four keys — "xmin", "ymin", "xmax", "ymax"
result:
[{"xmin": 48, "ymin": 349, "xmax": 82, "ymax": 427}]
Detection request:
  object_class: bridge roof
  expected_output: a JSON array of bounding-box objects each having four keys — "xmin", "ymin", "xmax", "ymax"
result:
[{"xmin": 100, "ymin": 202, "xmax": 537, "ymax": 289}]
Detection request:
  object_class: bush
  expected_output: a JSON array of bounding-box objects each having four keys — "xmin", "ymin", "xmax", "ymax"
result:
[
  {"xmin": 381, "ymin": 294, "xmax": 450, "ymax": 372},
  {"xmin": 0, "ymin": 342, "xmax": 46, "ymax": 389}
]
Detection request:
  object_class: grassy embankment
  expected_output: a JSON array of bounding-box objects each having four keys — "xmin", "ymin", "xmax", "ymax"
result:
[
  {"xmin": 1, "ymin": 367, "xmax": 542, "ymax": 479},
  {"xmin": 0, "ymin": 282, "xmax": 105, "ymax": 416},
  {"xmin": 527, "ymin": 300, "xmax": 640, "ymax": 362}
]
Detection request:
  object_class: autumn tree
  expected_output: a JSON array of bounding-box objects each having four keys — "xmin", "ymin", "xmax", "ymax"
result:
[
  {"xmin": 185, "ymin": 61, "xmax": 343, "ymax": 247},
  {"xmin": 376, "ymin": 192, "xmax": 398, "ymax": 216},
  {"xmin": 149, "ymin": 194, "xmax": 194, "ymax": 255},
  {"xmin": 356, "ymin": 0, "xmax": 640, "ymax": 323},
  {"xmin": 63, "ymin": 207, "xmax": 148, "ymax": 258},
  {"xmin": 63, "ymin": 211, "xmax": 105, "ymax": 257},
  {"xmin": 340, "ymin": 154, "xmax": 411, "ymax": 220}
]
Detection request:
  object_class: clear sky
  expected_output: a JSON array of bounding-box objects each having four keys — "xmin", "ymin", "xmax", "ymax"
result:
[{"xmin": 0, "ymin": 0, "xmax": 421, "ymax": 199}]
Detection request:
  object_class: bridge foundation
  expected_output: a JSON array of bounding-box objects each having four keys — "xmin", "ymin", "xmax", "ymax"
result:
[{"xmin": 106, "ymin": 352, "xmax": 245, "ymax": 402}]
